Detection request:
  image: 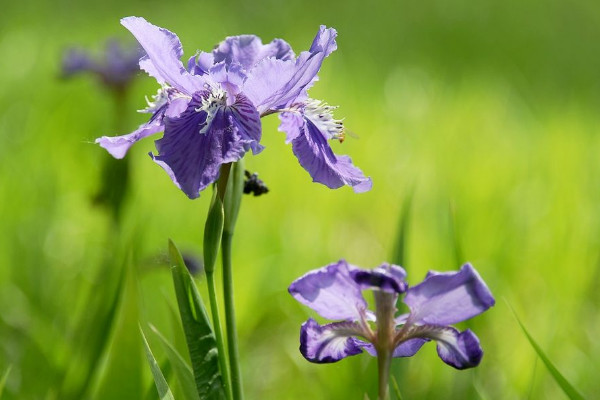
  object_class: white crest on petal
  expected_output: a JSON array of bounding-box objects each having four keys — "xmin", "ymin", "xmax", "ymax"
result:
[
  {"xmin": 303, "ymin": 99, "xmax": 345, "ymax": 142},
  {"xmin": 195, "ymin": 87, "xmax": 228, "ymax": 134}
]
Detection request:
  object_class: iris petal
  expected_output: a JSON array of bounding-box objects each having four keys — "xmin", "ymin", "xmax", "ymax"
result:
[
  {"xmin": 355, "ymin": 338, "xmax": 427, "ymax": 357},
  {"xmin": 289, "ymin": 259, "xmax": 367, "ymax": 321},
  {"xmin": 403, "ymin": 263, "xmax": 495, "ymax": 326},
  {"xmin": 213, "ymin": 35, "xmax": 294, "ymax": 70},
  {"xmin": 151, "ymin": 92, "xmax": 255, "ymax": 198},
  {"xmin": 351, "ymin": 263, "xmax": 407, "ymax": 293},
  {"xmin": 243, "ymin": 26, "xmax": 337, "ymax": 113},
  {"xmin": 300, "ymin": 318, "xmax": 364, "ymax": 363},
  {"xmin": 287, "ymin": 116, "xmax": 372, "ymax": 192},
  {"xmin": 121, "ymin": 16, "xmax": 204, "ymax": 94},
  {"xmin": 431, "ymin": 327, "xmax": 483, "ymax": 369},
  {"xmin": 96, "ymin": 118, "xmax": 164, "ymax": 159}
]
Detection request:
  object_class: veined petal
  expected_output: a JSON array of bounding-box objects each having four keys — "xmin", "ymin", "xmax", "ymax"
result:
[
  {"xmin": 121, "ymin": 17, "xmax": 204, "ymax": 94},
  {"xmin": 289, "ymin": 259, "xmax": 367, "ymax": 321},
  {"xmin": 300, "ymin": 318, "xmax": 363, "ymax": 363},
  {"xmin": 96, "ymin": 118, "xmax": 163, "ymax": 159},
  {"xmin": 403, "ymin": 263, "xmax": 495, "ymax": 326},
  {"xmin": 243, "ymin": 26, "xmax": 337, "ymax": 112},
  {"xmin": 151, "ymin": 92, "xmax": 248, "ymax": 198},
  {"xmin": 351, "ymin": 263, "xmax": 407, "ymax": 293},
  {"xmin": 229, "ymin": 93, "xmax": 263, "ymax": 154},
  {"xmin": 213, "ymin": 35, "xmax": 294, "ymax": 70},
  {"xmin": 287, "ymin": 116, "xmax": 372, "ymax": 192}
]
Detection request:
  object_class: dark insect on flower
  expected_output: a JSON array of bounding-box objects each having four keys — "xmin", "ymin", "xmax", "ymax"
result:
[{"xmin": 243, "ymin": 170, "xmax": 269, "ymax": 196}]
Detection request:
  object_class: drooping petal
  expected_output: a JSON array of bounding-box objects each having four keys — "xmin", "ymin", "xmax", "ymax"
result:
[
  {"xmin": 286, "ymin": 116, "xmax": 372, "ymax": 193},
  {"xmin": 213, "ymin": 35, "xmax": 294, "ymax": 70},
  {"xmin": 151, "ymin": 92, "xmax": 249, "ymax": 198},
  {"xmin": 355, "ymin": 338, "xmax": 427, "ymax": 358},
  {"xmin": 351, "ymin": 263, "xmax": 407, "ymax": 293},
  {"xmin": 403, "ymin": 263, "xmax": 495, "ymax": 326},
  {"xmin": 289, "ymin": 259, "xmax": 367, "ymax": 321},
  {"xmin": 300, "ymin": 318, "xmax": 364, "ymax": 363},
  {"xmin": 428, "ymin": 326, "xmax": 483, "ymax": 369},
  {"xmin": 187, "ymin": 51, "xmax": 214, "ymax": 75},
  {"xmin": 121, "ymin": 17, "xmax": 204, "ymax": 94},
  {"xmin": 278, "ymin": 110, "xmax": 304, "ymax": 143},
  {"xmin": 96, "ymin": 118, "xmax": 164, "ymax": 159},
  {"xmin": 243, "ymin": 26, "xmax": 337, "ymax": 112}
]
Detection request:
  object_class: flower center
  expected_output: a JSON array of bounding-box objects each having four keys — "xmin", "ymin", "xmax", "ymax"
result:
[
  {"xmin": 195, "ymin": 88, "xmax": 227, "ymax": 134},
  {"xmin": 303, "ymin": 99, "xmax": 345, "ymax": 143}
]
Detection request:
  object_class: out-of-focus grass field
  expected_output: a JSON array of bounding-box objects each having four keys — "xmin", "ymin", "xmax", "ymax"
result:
[{"xmin": 1, "ymin": 0, "xmax": 600, "ymax": 398}]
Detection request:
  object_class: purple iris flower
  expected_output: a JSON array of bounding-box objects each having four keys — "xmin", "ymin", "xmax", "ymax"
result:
[
  {"xmin": 62, "ymin": 39, "xmax": 142, "ymax": 91},
  {"xmin": 289, "ymin": 260, "xmax": 494, "ymax": 369},
  {"xmin": 95, "ymin": 17, "xmax": 372, "ymax": 199}
]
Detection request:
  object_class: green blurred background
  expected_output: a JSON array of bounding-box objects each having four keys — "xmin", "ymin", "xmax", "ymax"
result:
[{"xmin": 1, "ymin": 0, "xmax": 599, "ymax": 398}]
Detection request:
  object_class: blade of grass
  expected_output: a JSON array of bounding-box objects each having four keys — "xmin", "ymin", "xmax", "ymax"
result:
[
  {"xmin": 391, "ymin": 375, "xmax": 403, "ymax": 400},
  {"xmin": 150, "ymin": 324, "xmax": 199, "ymax": 400},
  {"xmin": 449, "ymin": 201, "xmax": 464, "ymax": 267},
  {"xmin": 144, "ymin": 359, "xmax": 172, "ymax": 400},
  {"xmin": 140, "ymin": 328, "xmax": 175, "ymax": 400},
  {"xmin": 169, "ymin": 239, "xmax": 225, "ymax": 400},
  {"xmin": 59, "ymin": 254, "xmax": 126, "ymax": 399},
  {"xmin": 0, "ymin": 365, "xmax": 11, "ymax": 398},
  {"xmin": 507, "ymin": 302, "xmax": 585, "ymax": 400},
  {"xmin": 94, "ymin": 253, "xmax": 143, "ymax": 400},
  {"xmin": 391, "ymin": 188, "xmax": 414, "ymax": 267}
]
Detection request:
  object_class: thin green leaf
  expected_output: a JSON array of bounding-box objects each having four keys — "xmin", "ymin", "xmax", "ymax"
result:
[
  {"xmin": 0, "ymin": 365, "xmax": 12, "ymax": 398},
  {"xmin": 94, "ymin": 254, "xmax": 144, "ymax": 400},
  {"xmin": 391, "ymin": 375, "xmax": 403, "ymax": 400},
  {"xmin": 169, "ymin": 239, "xmax": 225, "ymax": 400},
  {"xmin": 140, "ymin": 328, "xmax": 175, "ymax": 400},
  {"xmin": 449, "ymin": 201, "xmax": 464, "ymax": 267},
  {"xmin": 204, "ymin": 192, "xmax": 224, "ymax": 275},
  {"xmin": 59, "ymin": 254, "xmax": 126, "ymax": 399},
  {"xmin": 391, "ymin": 188, "xmax": 414, "ymax": 267},
  {"xmin": 150, "ymin": 324, "xmax": 199, "ymax": 400},
  {"xmin": 144, "ymin": 359, "xmax": 172, "ymax": 400},
  {"xmin": 508, "ymin": 302, "xmax": 585, "ymax": 400}
]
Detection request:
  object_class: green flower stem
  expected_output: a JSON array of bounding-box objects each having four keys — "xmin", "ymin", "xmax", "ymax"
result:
[
  {"xmin": 374, "ymin": 291, "xmax": 395, "ymax": 400},
  {"xmin": 221, "ymin": 231, "xmax": 243, "ymax": 400},
  {"xmin": 205, "ymin": 270, "xmax": 233, "ymax": 400},
  {"xmin": 203, "ymin": 185, "xmax": 232, "ymax": 400},
  {"xmin": 219, "ymin": 161, "xmax": 245, "ymax": 400}
]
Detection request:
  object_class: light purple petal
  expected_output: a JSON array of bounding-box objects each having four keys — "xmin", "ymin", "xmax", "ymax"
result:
[
  {"xmin": 430, "ymin": 327, "xmax": 483, "ymax": 369},
  {"xmin": 403, "ymin": 263, "xmax": 495, "ymax": 326},
  {"xmin": 121, "ymin": 17, "xmax": 204, "ymax": 94},
  {"xmin": 213, "ymin": 35, "xmax": 294, "ymax": 70},
  {"xmin": 300, "ymin": 318, "xmax": 363, "ymax": 363},
  {"xmin": 151, "ymin": 92, "xmax": 249, "ymax": 198},
  {"xmin": 96, "ymin": 118, "xmax": 163, "ymax": 159},
  {"xmin": 286, "ymin": 116, "xmax": 372, "ymax": 192},
  {"xmin": 355, "ymin": 338, "xmax": 427, "ymax": 358},
  {"xmin": 187, "ymin": 51, "xmax": 214, "ymax": 75},
  {"xmin": 289, "ymin": 259, "xmax": 367, "ymax": 321},
  {"xmin": 351, "ymin": 263, "xmax": 407, "ymax": 293},
  {"xmin": 243, "ymin": 26, "xmax": 337, "ymax": 112},
  {"xmin": 393, "ymin": 338, "xmax": 428, "ymax": 357},
  {"xmin": 278, "ymin": 111, "xmax": 303, "ymax": 143}
]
